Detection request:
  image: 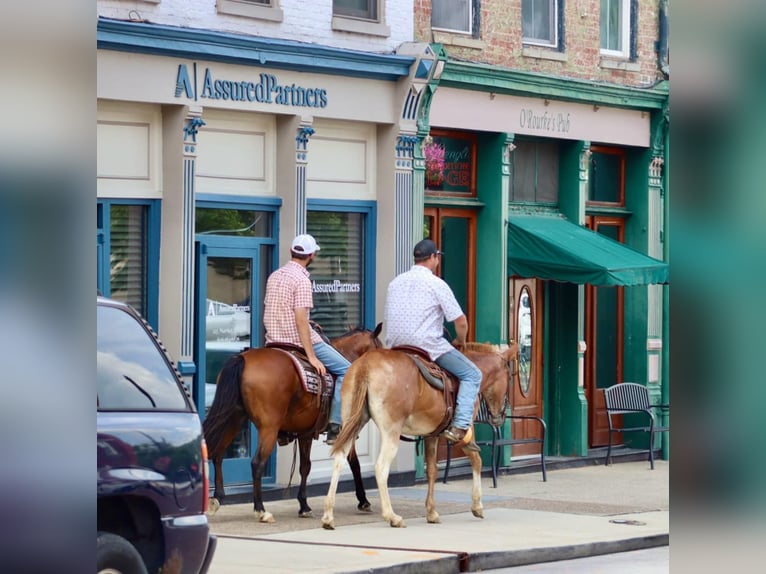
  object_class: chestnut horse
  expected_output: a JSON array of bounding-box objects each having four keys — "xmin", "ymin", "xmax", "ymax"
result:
[
  {"xmin": 321, "ymin": 342, "xmax": 517, "ymax": 529},
  {"xmin": 203, "ymin": 323, "xmax": 383, "ymax": 523}
]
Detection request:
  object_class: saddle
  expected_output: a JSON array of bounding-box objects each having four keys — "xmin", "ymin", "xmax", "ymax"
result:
[
  {"xmin": 391, "ymin": 345, "xmax": 457, "ymax": 438},
  {"xmin": 265, "ymin": 342, "xmax": 334, "ymax": 443}
]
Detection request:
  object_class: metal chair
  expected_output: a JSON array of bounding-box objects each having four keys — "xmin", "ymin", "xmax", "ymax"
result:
[{"xmin": 604, "ymin": 382, "xmax": 670, "ymax": 470}]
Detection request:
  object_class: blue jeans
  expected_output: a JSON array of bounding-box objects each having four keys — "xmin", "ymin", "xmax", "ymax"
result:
[
  {"xmin": 436, "ymin": 349, "xmax": 483, "ymax": 429},
  {"xmin": 313, "ymin": 341, "xmax": 351, "ymax": 425}
]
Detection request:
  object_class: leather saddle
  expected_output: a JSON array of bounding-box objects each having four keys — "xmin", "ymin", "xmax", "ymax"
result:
[{"xmin": 391, "ymin": 345, "xmax": 457, "ymax": 437}]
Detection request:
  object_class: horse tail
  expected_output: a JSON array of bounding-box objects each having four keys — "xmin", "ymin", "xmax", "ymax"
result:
[
  {"xmin": 202, "ymin": 353, "xmax": 245, "ymax": 460},
  {"xmin": 330, "ymin": 358, "xmax": 370, "ymax": 455}
]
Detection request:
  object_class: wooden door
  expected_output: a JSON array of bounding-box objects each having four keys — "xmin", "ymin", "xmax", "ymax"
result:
[
  {"xmin": 510, "ymin": 278, "xmax": 544, "ymax": 455},
  {"xmin": 424, "ymin": 207, "xmax": 477, "ymax": 463},
  {"xmin": 585, "ymin": 217, "xmax": 625, "ymax": 447}
]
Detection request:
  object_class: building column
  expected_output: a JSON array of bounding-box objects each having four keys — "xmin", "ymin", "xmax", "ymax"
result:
[
  {"xmin": 294, "ymin": 121, "xmax": 315, "ymax": 235},
  {"xmin": 178, "ymin": 109, "xmax": 205, "ymax": 381},
  {"xmin": 395, "ymin": 134, "xmax": 419, "ymax": 274}
]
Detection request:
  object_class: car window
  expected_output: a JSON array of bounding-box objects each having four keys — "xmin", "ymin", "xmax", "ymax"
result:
[{"xmin": 97, "ymin": 305, "xmax": 189, "ymax": 411}]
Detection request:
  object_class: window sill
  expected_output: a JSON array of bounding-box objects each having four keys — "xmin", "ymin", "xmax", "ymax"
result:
[
  {"xmin": 599, "ymin": 58, "xmax": 640, "ymax": 72},
  {"xmin": 332, "ymin": 16, "xmax": 390, "ymax": 37},
  {"xmin": 432, "ymin": 31, "xmax": 485, "ymax": 50},
  {"xmin": 217, "ymin": 1, "xmax": 284, "ymax": 22},
  {"xmin": 522, "ymin": 46, "xmax": 567, "ymax": 62}
]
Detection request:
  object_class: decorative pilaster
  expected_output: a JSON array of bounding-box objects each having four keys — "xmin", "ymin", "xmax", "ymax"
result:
[
  {"xmin": 180, "ymin": 110, "xmax": 205, "ymax": 362},
  {"xmin": 578, "ymin": 142, "xmax": 592, "ymax": 222},
  {"xmin": 395, "ymin": 134, "xmax": 419, "ymax": 274},
  {"xmin": 295, "ymin": 122, "xmax": 315, "ymax": 234}
]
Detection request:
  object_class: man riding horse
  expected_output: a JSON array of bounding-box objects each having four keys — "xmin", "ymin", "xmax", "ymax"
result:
[
  {"xmin": 384, "ymin": 238, "xmax": 482, "ymax": 452},
  {"xmin": 263, "ymin": 233, "xmax": 347, "ymax": 445}
]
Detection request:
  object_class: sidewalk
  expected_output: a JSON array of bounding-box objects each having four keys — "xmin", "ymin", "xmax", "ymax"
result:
[{"xmin": 206, "ymin": 460, "xmax": 669, "ymax": 573}]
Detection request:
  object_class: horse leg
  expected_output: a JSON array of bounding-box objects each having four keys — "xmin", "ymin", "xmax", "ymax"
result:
[
  {"xmin": 466, "ymin": 449, "xmax": 485, "ymax": 519},
  {"xmin": 375, "ymin": 430, "xmax": 406, "ymax": 528},
  {"xmin": 252, "ymin": 428, "xmax": 279, "ymax": 523},
  {"xmin": 320, "ymin": 441, "xmax": 354, "ymax": 530},
  {"xmin": 296, "ymin": 436, "xmax": 313, "ymax": 518},
  {"xmin": 423, "ymin": 437, "xmax": 441, "ymax": 524},
  {"xmin": 207, "ymin": 455, "xmax": 223, "ymax": 515},
  {"xmin": 347, "ymin": 445, "xmax": 371, "ymax": 512}
]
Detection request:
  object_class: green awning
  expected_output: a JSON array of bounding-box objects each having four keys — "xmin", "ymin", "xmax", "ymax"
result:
[{"xmin": 508, "ymin": 215, "xmax": 669, "ymax": 286}]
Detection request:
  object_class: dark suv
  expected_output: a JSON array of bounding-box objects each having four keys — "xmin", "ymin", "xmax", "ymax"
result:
[{"xmin": 97, "ymin": 297, "xmax": 216, "ymax": 574}]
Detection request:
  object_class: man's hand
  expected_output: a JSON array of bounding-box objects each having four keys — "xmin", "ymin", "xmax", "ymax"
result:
[{"xmin": 309, "ymin": 356, "xmax": 327, "ymax": 377}]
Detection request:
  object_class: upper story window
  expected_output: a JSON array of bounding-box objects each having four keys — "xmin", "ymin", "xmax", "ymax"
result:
[
  {"xmin": 600, "ymin": 0, "xmax": 634, "ymax": 59},
  {"xmin": 432, "ymin": 0, "xmax": 474, "ymax": 35},
  {"xmin": 522, "ymin": 0, "xmax": 559, "ymax": 47},
  {"xmin": 332, "ymin": 0, "xmax": 390, "ymax": 36},
  {"xmin": 216, "ymin": 0, "xmax": 284, "ymax": 22},
  {"xmin": 333, "ymin": 0, "xmax": 377, "ymax": 20},
  {"xmin": 510, "ymin": 140, "xmax": 559, "ymax": 204}
]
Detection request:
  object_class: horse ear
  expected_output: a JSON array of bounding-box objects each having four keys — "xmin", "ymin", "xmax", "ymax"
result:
[{"xmin": 373, "ymin": 322, "xmax": 383, "ymax": 337}]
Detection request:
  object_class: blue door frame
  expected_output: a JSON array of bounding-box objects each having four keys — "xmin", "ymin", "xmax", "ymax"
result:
[{"xmin": 194, "ymin": 235, "xmax": 276, "ymax": 486}]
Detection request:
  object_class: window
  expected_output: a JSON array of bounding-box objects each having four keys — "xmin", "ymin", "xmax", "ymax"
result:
[
  {"xmin": 216, "ymin": 0, "xmax": 283, "ymax": 22},
  {"xmin": 333, "ymin": 0, "xmax": 377, "ymax": 20},
  {"xmin": 511, "ymin": 141, "xmax": 559, "ymax": 203},
  {"xmin": 432, "ymin": 0, "xmax": 473, "ymax": 34},
  {"xmin": 97, "ymin": 304, "xmax": 189, "ymax": 411},
  {"xmin": 307, "ymin": 204, "xmax": 375, "ymax": 339},
  {"xmin": 588, "ymin": 146, "xmax": 626, "ymax": 206},
  {"xmin": 600, "ymin": 0, "xmax": 633, "ymax": 58},
  {"xmin": 97, "ymin": 200, "xmax": 160, "ymax": 327},
  {"xmin": 522, "ymin": 0, "xmax": 558, "ymax": 47}
]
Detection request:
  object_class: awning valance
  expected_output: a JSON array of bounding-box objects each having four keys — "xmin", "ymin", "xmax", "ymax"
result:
[{"xmin": 508, "ymin": 215, "xmax": 669, "ymax": 286}]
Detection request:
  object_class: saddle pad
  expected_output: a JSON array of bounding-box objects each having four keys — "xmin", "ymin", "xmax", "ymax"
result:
[{"xmin": 272, "ymin": 348, "xmax": 334, "ymax": 397}]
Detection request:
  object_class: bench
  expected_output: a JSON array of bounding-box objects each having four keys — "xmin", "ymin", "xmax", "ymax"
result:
[
  {"xmin": 443, "ymin": 400, "xmax": 547, "ymax": 487},
  {"xmin": 604, "ymin": 382, "xmax": 670, "ymax": 470}
]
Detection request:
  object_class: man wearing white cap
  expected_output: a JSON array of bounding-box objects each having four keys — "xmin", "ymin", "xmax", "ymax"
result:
[{"xmin": 263, "ymin": 234, "xmax": 350, "ymax": 444}]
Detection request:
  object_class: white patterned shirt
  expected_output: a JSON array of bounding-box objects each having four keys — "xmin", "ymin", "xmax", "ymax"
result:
[{"xmin": 384, "ymin": 265, "xmax": 464, "ymax": 360}]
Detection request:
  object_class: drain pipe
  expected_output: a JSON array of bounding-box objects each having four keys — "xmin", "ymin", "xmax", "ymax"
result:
[{"xmin": 658, "ymin": 0, "xmax": 669, "ymax": 78}]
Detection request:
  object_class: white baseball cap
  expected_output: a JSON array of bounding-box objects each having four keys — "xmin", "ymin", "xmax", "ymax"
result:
[{"xmin": 291, "ymin": 234, "xmax": 321, "ymax": 255}]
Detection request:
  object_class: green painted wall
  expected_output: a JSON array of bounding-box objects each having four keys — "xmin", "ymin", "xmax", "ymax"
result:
[{"xmin": 475, "ymin": 132, "xmax": 509, "ymax": 344}]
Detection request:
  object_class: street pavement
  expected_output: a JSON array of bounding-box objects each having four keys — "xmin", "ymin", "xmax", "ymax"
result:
[{"xmin": 206, "ymin": 459, "xmax": 669, "ymax": 573}]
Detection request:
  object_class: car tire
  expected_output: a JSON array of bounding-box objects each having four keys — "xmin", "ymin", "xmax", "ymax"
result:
[{"xmin": 97, "ymin": 531, "xmax": 148, "ymax": 574}]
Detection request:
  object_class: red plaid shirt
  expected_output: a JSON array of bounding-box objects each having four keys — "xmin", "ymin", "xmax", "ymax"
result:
[{"xmin": 264, "ymin": 261, "xmax": 322, "ymax": 346}]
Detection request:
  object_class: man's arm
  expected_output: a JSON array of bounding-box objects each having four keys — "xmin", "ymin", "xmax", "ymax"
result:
[
  {"xmin": 295, "ymin": 307, "xmax": 327, "ymax": 376},
  {"xmin": 452, "ymin": 314, "xmax": 469, "ymax": 349}
]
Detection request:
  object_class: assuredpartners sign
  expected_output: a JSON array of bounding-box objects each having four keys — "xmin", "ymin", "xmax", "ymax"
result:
[{"xmin": 175, "ymin": 63, "xmax": 328, "ymax": 108}]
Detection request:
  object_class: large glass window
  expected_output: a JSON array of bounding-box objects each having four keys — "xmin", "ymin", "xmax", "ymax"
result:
[
  {"xmin": 97, "ymin": 304, "xmax": 189, "ymax": 411},
  {"xmin": 97, "ymin": 200, "xmax": 159, "ymax": 326},
  {"xmin": 307, "ymin": 209, "xmax": 369, "ymax": 338},
  {"xmin": 588, "ymin": 147, "xmax": 626, "ymax": 205},
  {"xmin": 600, "ymin": 0, "xmax": 632, "ymax": 58},
  {"xmin": 333, "ymin": 0, "xmax": 377, "ymax": 20},
  {"xmin": 432, "ymin": 0, "xmax": 474, "ymax": 34},
  {"xmin": 511, "ymin": 140, "xmax": 559, "ymax": 204},
  {"xmin": 522, "ymin": 0, "xmax": 558, "ymax": 47}
]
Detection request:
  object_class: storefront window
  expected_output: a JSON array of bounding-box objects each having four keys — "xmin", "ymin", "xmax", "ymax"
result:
[
  {"xmin": 511, "ymin": 140, "xmax": 559, "ymax": 204},
  {"xmin": 307, "ymin": 210, "xmax": 366, "ymax": 338},
  {"xmin": 97, "ymin": 200, "xmax": 159, "ymax": 326},
  {"xmin": 196, "ymin": 208, "xmax": 273, "ymax": 237}
]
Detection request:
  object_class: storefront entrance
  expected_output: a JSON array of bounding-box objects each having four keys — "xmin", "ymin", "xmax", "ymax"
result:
[
  {"xmin": 509, "ymin": 278, "xmax": 545, "ymax": 455},
  {"xmin": 194, "ymin": 235, "xmax": 275, "ymax": 487}
]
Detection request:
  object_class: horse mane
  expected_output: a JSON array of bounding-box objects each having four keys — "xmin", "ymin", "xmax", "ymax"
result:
[{"xmin": 463, "ymin": 341, "xmax": 498, "ymax": 353}]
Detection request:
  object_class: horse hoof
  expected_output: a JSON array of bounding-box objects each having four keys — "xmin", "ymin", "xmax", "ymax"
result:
[
  {"xmin": 299, "ymin": 510, "xmax": 314, "ymax": 518},
  {"xmin": 321, "ymin": 519, "xmax": 335, "ymax": 530},
  {"xmin": 389, "ymin": 516, "xmax": 406, "ymax": 528},
  {"xmin": 427, "ymin": 514, "xmax": 441, "ymax": 524},
  {"xmin": 358, "ymin": 501, "xmax": 372, "ymax": 513},
  {"xmin": 207, "ymin": 498, "xmax": 220, "ymax": 516},
  {"xmin": 472, "ymin": 508, "xmax": 484, "ymax": 519},
  {"xmin": 255, "ymin": 511, "xmax": 276, "ymax": 523}
]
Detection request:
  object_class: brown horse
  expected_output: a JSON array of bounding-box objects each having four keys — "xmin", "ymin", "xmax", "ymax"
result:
[
  {"xmin": 321, "ymin": 342, "xmax": 517, "ymax": 529},
  {"xmin": 203, "ymin": 323, "xmax": 383, "ymax": 523}
]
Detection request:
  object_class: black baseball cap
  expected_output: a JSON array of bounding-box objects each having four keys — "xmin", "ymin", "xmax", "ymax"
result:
[{"xmin": 413, "ymin": 239, "xmax": 442, "ymax": 260}]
